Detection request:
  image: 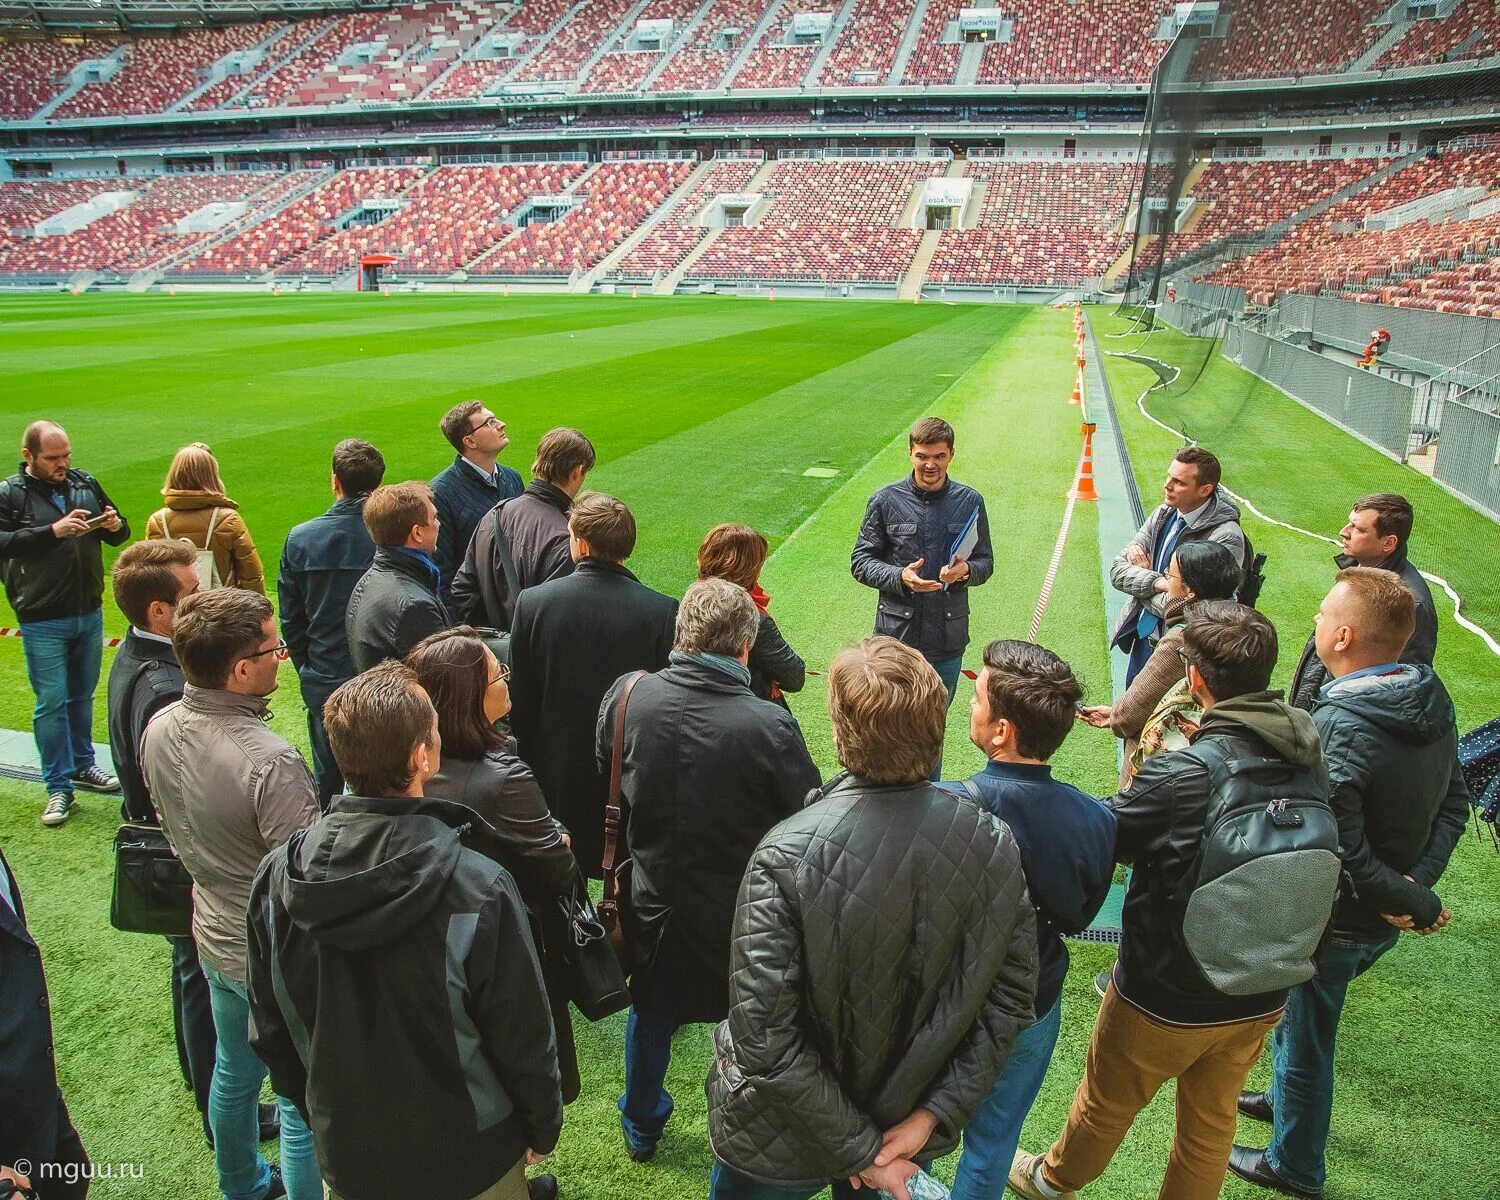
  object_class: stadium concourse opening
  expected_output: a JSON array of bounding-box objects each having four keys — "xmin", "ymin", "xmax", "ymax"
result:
[{"xmin": 1, "ymin": 1, "xmax": 1500, "ymax": 1198}]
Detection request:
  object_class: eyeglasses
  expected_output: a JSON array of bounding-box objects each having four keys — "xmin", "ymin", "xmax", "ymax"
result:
[
  {"xmin": 245, "ymin": 638, "xmax": 290, "ymax": 662},
  {"xmin": 1175, "ymin": 646, "xmax": 1193, "ymax": 671},
  {"xmin": 469, "ymin": 415, "xmax": 501, "ymax": 435},
  {"xmin": 489, "ymin": 662, "xmax": 511, "ymax": 687}
]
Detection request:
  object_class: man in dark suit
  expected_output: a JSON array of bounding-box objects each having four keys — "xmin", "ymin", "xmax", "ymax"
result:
[
  {"xmin": 0, "ymin": 845, "xmax": 90, "ymax": 1199},
  {"xmin": 509, "ymin": 492, "xmax": 676, "ymax": 877}
]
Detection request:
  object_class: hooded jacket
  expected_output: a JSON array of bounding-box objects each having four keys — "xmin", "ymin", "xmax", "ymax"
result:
[
  {"xmin": 146, "ymin": 489, "xmax": 265, "ymax": 594},
  {"xmin": 246, "ymin": 794, "xmax": 562, "ymax": 1200},
  {"xmin": 1109, "ymin": 691, "xmax": 1328, "ymax": 1026},
  {"xmin": 706, "ymin": 774, "xmax": 1037, "ymax": 1188},
  {"xmin": 1109, "ymin": 490, "xmax": 1247, "ymax": 650},
  {"xmin": 1314, "ymin": 664, "xmax": 1469, "ymax": 937},
  {"xmin": 0, "ymin": 465, "xmax": 130, "ymax": 622},
  {"xmin": 1288, "ymin": 548, "xmax": 1438, "ymax": 711}
]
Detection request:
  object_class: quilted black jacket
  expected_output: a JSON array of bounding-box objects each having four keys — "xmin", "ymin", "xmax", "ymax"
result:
[{"xmin": 706, "ymin": 773, "xmax": 1037, "ymax": 1189}]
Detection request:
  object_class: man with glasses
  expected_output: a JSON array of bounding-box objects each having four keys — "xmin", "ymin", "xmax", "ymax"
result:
[
  {"xmin": 143, "ymin": 589, "xmax": 321, "ymax": 1200},
  {"xmin": 431, "ymin": 402, "xmax": 524, "ymax": 608}
]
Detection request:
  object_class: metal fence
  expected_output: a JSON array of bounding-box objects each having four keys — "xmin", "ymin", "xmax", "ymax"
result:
[
  {"xmin": 1271, "ymin": 293, "xmax": 1500, "ymax": 377},
  {"xmin": 1224, "ymin": 325, "xmax": 1414, "ymax": 459},
  {"xmin": 1433, "ymin": 400, "xmax": 1500, "ymax": 520}
]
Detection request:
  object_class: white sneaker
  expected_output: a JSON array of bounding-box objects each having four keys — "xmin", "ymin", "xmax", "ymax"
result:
[
  {"xmin": 71, "ymin": 764, "xmax": 120, "ymax": 793},
  {"xmin": 41, "ymin": 791, "xmax": 75, "ymax": 827}
]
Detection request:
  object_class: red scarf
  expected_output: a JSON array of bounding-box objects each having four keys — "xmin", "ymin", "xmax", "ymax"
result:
[{"xmin": 747, "ymin": 585, "xmax": 779, "ymax": 698}]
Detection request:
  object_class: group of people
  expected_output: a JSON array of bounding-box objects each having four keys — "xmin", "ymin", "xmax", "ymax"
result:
[{"xmin": 0, "ymin": 410, "xmax": 1472, "ymax": 1200}]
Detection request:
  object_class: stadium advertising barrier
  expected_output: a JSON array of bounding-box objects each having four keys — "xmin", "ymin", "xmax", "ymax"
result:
[
  {"xmin": 1432, "ymin": 400, "xmax": 1500, "ymax": 521},
  {"xmin": 1224, "ymin": 324, "xmax": 1413, "ymax": 460}
]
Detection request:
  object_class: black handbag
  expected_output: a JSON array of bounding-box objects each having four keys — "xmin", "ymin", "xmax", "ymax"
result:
[
  {"xmin": 556, "ymin": 885, "xmax": 631, "ymax": 1022},
  {"xmin": 111, "ymin": 821, "xmax": 193, "ymax": 937}
]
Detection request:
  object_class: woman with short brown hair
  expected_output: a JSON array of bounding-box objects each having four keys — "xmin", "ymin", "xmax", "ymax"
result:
[{"xmin": 696, "ymin": 523, "xmax": 805, "ymax": 708}]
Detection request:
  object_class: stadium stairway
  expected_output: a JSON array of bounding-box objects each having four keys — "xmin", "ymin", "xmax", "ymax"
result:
[
  {"xmin": 897, "ymin": 229, "xmax": 942, "ymax": 300},
  {"xmin": 955, "ymin": 40, "xmax": 984, "ymax": 87},
  {"xmin": 638, "ymin": 0, "xmax": 717, "ymax": 91},
  {"xmin": 463, "ymin": 161, "xmax": 601, "ymax": 274},
  {"xmin": 34, "ymin": 49, "xmax": 125, "ymax": 119},
  {"xmin": 575, "ymin": 158, "xmax": 716, "ymax": 291},
  {"xmin": 576, "ymin": 0, "xmax": 655, "ymax": 89},
  {"xmin": 213, "ymin": 17, "xmax": 340, "ymax": 109},
  {"xmin": 149, "ymin": 167, "xmax": 336, "ymax": 273},
  {"xmin": 887, "ymin": 0, "xmax": 932, "ymax": 84},
  {"xmin": 721, "ymin": 0, "xmax": 790, "ymax": 88},
  {"xmin": 169, "ymin": 23, "xmax": 294, "ymax": 112},
  {"xmin": 1346, "ymin": 6, "xmax": 1417, "ymax": 73},
  {"xmin": 655, "ymin": 227, "xmax": 722, "ymax": 293},
  {"xmin": 805, "ymin": 0, "xmax": 861, "ymax": 85}
]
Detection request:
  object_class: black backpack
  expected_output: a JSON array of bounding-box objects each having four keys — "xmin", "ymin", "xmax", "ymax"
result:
[{"xmin": 1179, "ymin": 738, "xmax": 1340, "ymax": 996}]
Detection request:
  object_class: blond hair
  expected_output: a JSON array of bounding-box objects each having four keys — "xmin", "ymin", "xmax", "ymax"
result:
[
  {"xmin": 163, "ymin": 442, "xmax": 224, "ymax": 495},
  {"xmin": 828, "ymin": 637, "xmax": 946, "ymax": 784}
]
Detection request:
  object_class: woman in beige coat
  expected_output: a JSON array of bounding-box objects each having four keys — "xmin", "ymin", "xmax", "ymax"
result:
[{"xmin": 145, "ymin": 443, "xmax": 266, "ymax": 594}]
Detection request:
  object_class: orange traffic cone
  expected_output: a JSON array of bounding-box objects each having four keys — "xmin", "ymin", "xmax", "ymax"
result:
[
  {"xmin": 631, "ymin": 286, "xmax": 638, "ymax": 299},
  {"xmin": 1073, "ymin": 425, "xmax": 1099, "ymax": 501},
  {"xmin": 382, "ymin": 286, "xmax": 391, "ymax": 297},
  {"xmin": 1070, "ymin": 381, "xmax": 1081, "ymax": 406},
  {"xmin": 168, "ymin": 287, "xmax": 176, "ymax": 297},
  {"xmin": 769, "ymin": 288, "xmax": 776, "ymax": 301},
  {"xmin": 503, "ymin": 286, "xmax": 510, "ymax": 298}
]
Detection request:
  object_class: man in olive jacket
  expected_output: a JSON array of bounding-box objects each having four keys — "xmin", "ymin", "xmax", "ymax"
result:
[
  {"xmin": 598, "ymin": 579, "xmax": 820, "ymax": 1164},
  {"xmin": 707, "ymin": 637, "xmax": 1036, "ymax": 1200},
  {"xmin": 1232, "ymin": 568, "xmax": 1469, "ymax": 1199}
]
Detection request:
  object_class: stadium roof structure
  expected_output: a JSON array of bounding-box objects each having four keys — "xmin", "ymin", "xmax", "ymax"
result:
[{"xmin": 0, "ymin": 0, "xmax": 404, "ymax": 36}]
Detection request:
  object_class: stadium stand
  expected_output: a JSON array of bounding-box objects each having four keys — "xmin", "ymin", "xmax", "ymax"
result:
[
  {"xmin": 171, "ymin": 165, "xmax": 426, "ymax": 274},
  {"xmin": 1200, "ymin": 147, "xmax": 1500, "ymax": 304},
  {"xmin": 469, "ymin": 159, "xmax": 694, "ymax": 275},
  {"xmin": 1343, "ymin": 252, "xmax": 1500, "ymax": 317},
  {"xmin": 688, "ymin": 158, "xmax": 928, "ymax": 282},
  {"xmin": 973, "ymin": 0, "xmax": 1173, "ymax": 85},
  {"xmin": 612, "ymin": 158, "xmax": 762, "ymax": 275},
  {"xmin": 421, "ymin": 0, "xmax": 575, "ymax": 99},
  {"xmin": 1168, "ymin": 156, "xmax": 1387, "ymax": 258},
  {"xmin": 0, "ymin": 171, "xmax": 285, "ymax": 274},
  {"xmin": 1377, "ymin": 0, "xmax": 1500, "ymax": 69},
  {"xmin": 1188, "ymin": 0, "xmax": 1380, "ymax": 80},
  {"xmin": 0, "ymin": 179, "xmax": 128, "ymax": 267},
  {"xmin": 730, "ymin": 7, "xmax": 818, "ymax": 90},
  {"xmin": 926, "ymin": 160, "xmax": 1134, "ymax": 287},
  {"xmin": 814, "ymin": 0, "xmax": 918, "ymax": 87},
  {"xmin": 280, "ymin": 160, "xmax": 588, "ymax": 275},
  {"xmin": 0, "ymin": 39, "xmax": 118, "ymax": 118},
  {"xmin": 580, "ymin": 0, "xmax": 705, "ymax": 94},
  {"xmin": 650, "ymin": 0, "xmax": 779, "ymax": 91},
  {"xmin": 53, "ymin": 24, "xmax": 283, "ymax": 117},
  {"xmin": 514, "ymin": 0, "xmax": 638, "ymax": 84}
]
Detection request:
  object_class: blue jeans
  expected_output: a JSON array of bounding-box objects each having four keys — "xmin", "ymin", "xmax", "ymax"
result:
[
  {"xmin": 299, "ymin": 680, "xmax": 343, "ymax": 808},
  {"xmin": 20, "ymin": 608, "xmax": 102, "ymax": 793},
  {"xmin": 619, "ymin": 1001, "xmax": 676, "ymax": 1153},
  {"xmin": 950, "ymin": 994, "xmax": 1064, "ymax": 1200},
  {"xmin": 202, "ymin": 963, "xmax": 321, "ymax": 1200},
  {"xmin": 1266, "ymin": 933, "xmax": 1398, "ymax": 1193},
  {"xmin": 927, "ymin": 653, "xmax": 964, "ymax": 780}
]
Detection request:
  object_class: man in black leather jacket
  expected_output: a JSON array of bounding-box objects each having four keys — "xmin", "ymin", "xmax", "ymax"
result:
[
  {"xmin": 1287, "ymin": 493, "xmax": 1437, "ymax": 711},
  {"xmin": 707, "ymin": 637, "xmax": 1035, "ymax": 1200},
  {"xmin": 1232, "ymin": 569, "xmax": 1468, "ymax": 1199},
  {"xmin": 346, "ymin": 482, "xmax": 450, "ymax": 674},
  {"xmin": 0, "ymin": 420, "xmax": 129, "ymax": 826}
]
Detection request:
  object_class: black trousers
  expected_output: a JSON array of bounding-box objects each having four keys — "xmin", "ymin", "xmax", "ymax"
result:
[
  {"xmin": 29, "ymin": 1095, "xmax": 89, "ymax": 1200},
  {"xmin": 168, "ymin": 934, "xmax": 216, "ymax": 1136}
]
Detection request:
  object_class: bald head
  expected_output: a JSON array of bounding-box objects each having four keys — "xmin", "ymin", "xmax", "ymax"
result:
[{"xmin": 22, "ymin": 421, "xmax": 70, "ymax": 483}]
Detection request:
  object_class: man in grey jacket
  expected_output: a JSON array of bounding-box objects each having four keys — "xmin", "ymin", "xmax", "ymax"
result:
[
  {"xmin": 143, "ymin": 589, "xmax": 321, "ymax": 1200},
  {"xmin": 1110, "ymin": 446, "xmax": 1246, "ymax": 686},
  {"xmin": 706, "ymin": 637, "xmax": 1036, "ymax": 1200}
]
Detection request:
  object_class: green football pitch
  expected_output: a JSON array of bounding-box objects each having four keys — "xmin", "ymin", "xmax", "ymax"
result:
[{"xmin": 0, "ymin": 291, "xmax": 1495, "ymax": 1199}]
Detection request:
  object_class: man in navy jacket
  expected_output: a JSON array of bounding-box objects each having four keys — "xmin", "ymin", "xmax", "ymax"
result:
[
  {"xmin": 0, "ymin": 845, "xmax": 89, "ymax": 1199},
  {"xmin": 429, "ymin": 402, "xmax": 523, "ymax": 608},
  {"xmin": 941, "ymin": 640, "xmax": 1116, "ymax": 1200},
  {"xmin": 279, "ymin": 439, "xmax": 384, "ymax": 804}
]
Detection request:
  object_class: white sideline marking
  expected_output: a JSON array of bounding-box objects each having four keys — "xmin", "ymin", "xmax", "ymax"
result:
[{"xmin": 1114, "ymin": 352, "xmax": 1500, "ymax": 658}]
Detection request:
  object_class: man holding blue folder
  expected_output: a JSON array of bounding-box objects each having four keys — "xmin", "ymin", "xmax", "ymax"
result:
[{"xmin": 852, "ymin": 418, "xmax": 992, "ymax": 765}]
